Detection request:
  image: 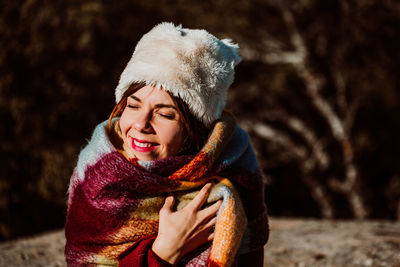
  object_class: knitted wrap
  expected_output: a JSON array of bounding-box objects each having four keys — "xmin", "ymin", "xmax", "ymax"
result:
[{"xmin": 65, "ymin": 114, "xmax": 268, "ymax": 266}]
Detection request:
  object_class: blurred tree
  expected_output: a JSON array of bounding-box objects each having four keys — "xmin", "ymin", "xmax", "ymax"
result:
[{"xmin": 227, "ymin": 0, "xmax": 400, "ymax": 219}]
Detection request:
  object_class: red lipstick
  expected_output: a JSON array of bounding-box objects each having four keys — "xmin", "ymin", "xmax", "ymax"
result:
[{"xmin": 131, "ymin": 138, "xmax": 158, "ymax": 152}]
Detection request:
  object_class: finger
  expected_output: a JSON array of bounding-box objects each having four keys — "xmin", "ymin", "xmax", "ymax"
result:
[
  {"xmin": 198, "ymin": 200, "xmax": 222, "ymax": 221},
  {"xmin": 207, "ymin": 232, "xmax": 215, "ymax": 242},
  {"xmin": 161, "ymin": 195, "xmax": 175, "ymax": 213},
  {"xmin": 187, "ymin": 217, "xmax": 217, "ymax": 246},
  {"xmin": 196, "ymin": 217, "xmax": 217, "ymax": 233},
  {"xmin": 186, "ymin": 183, "xmax": 213, "ymax": 211}
]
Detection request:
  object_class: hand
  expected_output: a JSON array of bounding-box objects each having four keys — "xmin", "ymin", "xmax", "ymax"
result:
[{"xmin": 152, "ymin": 183, "xmax": 222, "ymax": 265}]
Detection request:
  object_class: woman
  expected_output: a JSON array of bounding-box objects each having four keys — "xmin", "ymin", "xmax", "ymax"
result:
[{"xmin": 65, "ymin": 22, "xmax": 268, "ymax": 266}]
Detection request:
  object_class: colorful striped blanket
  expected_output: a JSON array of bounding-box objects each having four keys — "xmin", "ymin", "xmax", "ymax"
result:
[{"xmin": 65, "ymin": 114, "xmax": 268, "ymax": 266}]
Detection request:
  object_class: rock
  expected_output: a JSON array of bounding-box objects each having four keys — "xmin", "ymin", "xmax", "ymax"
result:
[{"xmin": 1, "ymin": 218, "xmax": 400, "ymax": 266}]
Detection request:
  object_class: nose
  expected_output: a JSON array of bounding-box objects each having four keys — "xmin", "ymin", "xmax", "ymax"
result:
[{"xmin": 134, "ymin": 110, "xmax": 153, "ymax": 133}]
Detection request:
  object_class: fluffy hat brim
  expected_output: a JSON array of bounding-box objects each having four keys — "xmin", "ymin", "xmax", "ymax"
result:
[{"xmin": 115, "ymin": 22, "xmax": 241, "ymax": 126}]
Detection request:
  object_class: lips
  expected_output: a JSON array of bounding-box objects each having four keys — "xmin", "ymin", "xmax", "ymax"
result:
[{"xmin": 131, "ymin": 138, "xmax": 158, "ymax": 152}]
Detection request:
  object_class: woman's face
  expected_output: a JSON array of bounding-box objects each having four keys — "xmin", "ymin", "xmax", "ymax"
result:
[{"xmin": 119, "ymin": 84, "xmax": 185, "ymax": 161}]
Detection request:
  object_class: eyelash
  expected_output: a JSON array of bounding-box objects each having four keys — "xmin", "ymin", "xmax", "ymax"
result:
[
  {"xmin": 158, "ymin": 113, "xmax": 174, "ymax": 119},
  {"xmin": 127, "ymin": 104, "xmax": 139, "ymax": 109}
]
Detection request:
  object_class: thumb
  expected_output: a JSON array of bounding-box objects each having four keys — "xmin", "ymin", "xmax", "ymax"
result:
[{"xmin": 161, "ymin": 194, "xmax": 175, "ymax": 212}]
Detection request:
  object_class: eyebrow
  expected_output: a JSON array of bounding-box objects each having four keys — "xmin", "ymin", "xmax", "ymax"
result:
[{"xmin": 129, "ymin": 95, "xmax": 177, "ymax": 110}]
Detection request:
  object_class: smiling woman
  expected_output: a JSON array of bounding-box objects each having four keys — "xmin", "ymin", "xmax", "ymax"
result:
[
  {"xmin": 107, "ymin": 83, "xmax": 210, "ymax": 159},
  {"xmin": 65, "ymin": 22, "xmax": 268, "ymax": 267},
  {"xmin": 118, "ymin": 84, "xmax": 186, "ymax": 161}
]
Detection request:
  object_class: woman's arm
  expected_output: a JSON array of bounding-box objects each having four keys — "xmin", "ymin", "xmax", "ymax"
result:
[{"xmin": 119, "ymin": 235, "xmax": 174, "ymax": 267}]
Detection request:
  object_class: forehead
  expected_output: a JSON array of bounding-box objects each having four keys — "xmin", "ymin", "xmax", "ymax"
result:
[{"xmin": 130, "ymin": 85, "xmax": 175, "ymax": 105}]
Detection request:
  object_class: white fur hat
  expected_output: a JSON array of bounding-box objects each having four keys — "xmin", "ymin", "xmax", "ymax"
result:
[{"xmin": 115, "ymin": 22, "xmax": 242, "ymax": 126}]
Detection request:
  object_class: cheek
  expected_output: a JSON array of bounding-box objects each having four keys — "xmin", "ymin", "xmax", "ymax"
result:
[
  {"xmin": 160, "ymin": 124, "xmax": 185, "ymax": 150},
  {"xmin": 119, "ymin": 110, "xmax": 131, "ymax": 136}
]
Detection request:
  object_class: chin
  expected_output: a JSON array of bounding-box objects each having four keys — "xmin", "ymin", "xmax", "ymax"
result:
[{"xmin": 135, "ymin": 152, "xmax": 163, "ymax": 162}]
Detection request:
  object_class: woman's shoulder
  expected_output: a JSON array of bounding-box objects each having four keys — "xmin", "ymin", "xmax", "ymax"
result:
[
  {"xmin": 74, "ymin": 120, "xmax": 116, "ymax": 181},
  {"xmin": 218, "ymin": 125, "xmax": 258, "ymax": 171}
]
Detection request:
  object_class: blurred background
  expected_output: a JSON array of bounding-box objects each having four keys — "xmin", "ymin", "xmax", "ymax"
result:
[{"xmin": 1, "ymin": 0, "xmax": 399, "ymax": 241}]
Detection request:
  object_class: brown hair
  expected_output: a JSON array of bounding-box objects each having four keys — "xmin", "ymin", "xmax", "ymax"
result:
[{"xmin": 107, "ymin": 83, "xmax": 210, "ymax": 155}]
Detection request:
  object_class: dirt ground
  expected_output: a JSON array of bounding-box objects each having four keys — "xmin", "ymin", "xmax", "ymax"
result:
[
  {"xmin": 0, "ymin": 218, "xmax": 399, "ymax": 266},
  {"xmin": 264, "ymin": 218, "xmax": 400, "ymax": 267}
]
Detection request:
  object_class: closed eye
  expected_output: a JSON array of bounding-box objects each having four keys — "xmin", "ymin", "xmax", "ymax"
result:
[
  {"xmin": 157, "ymin": 112, "xmax": 175, "ymax": 119},
  {"xmin": 127, "ymin": 104, "xmax": 139, "ymax": 109},
  {"xmin": 127, "ymin": 95, "xmax": 141, "ymax": 109}
]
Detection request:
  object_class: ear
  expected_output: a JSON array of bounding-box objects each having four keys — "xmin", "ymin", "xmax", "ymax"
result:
[{"xmin": 221, "ymin": 39, "xmax": 242, "ymax": 67}]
